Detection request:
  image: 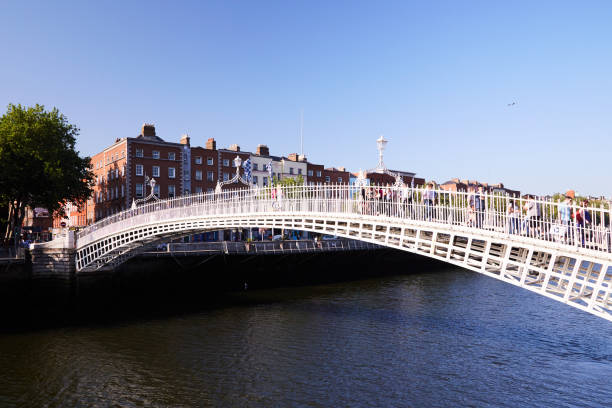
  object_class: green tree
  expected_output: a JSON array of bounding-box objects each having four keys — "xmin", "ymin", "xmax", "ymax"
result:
[
  {"xmin": 273, "ymin": 174, "xmax": 304, "ymax": 187},
  {"xmin": 0, "ymin": 104, "xmax": 93, "ymax": 245}
]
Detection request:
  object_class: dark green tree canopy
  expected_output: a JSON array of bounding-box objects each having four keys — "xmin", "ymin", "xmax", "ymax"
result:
[{"xmin": 0, "ymin": 103, "xmax": 93, "ymax": 241}]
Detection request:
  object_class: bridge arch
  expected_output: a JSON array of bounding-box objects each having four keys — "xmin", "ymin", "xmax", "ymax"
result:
[{"xmin": 75, "ymin": 185, "xmax": 612, "ymax": 322}]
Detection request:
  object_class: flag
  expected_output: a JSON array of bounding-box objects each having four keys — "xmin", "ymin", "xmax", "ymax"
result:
[
  {"xmin": 266, "ymin": 161, "xmax": 273, "ymax": 181},
  {"xmin": 243, "ymin": 158, "xmax": 252, "ymax": 183}
]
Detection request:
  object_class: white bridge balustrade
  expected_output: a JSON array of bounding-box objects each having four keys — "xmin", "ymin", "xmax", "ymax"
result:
[{"xmin": 75, "ymin": 184, "xmax": 612, "ymax": 322}]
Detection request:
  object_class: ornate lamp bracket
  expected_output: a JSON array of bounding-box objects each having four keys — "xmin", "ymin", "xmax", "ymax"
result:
[
  {"xmin": 132, "ymin": 176, "xmax": 160, "ymax": 208},
  {"xmin": 216, "ymin": 155, "xmax": 251, "ymax": 193}
]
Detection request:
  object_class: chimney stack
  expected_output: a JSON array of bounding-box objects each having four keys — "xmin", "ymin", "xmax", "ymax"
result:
[
  {"xmin": 180, "ymin": 134, "xmax": 190, "ymax": 146},
  {"xmin": 256, "ymin": 144, "xmax": 269, "ymax": 156},
  {"xmin": 288, "ymin": 153, "xmax": 298, "ymax": 161},
  {"xmin": 141, "ymin": 123, "xmax": 156, "ymax": 137},
  {"xmin": 228, "ymin": 144, "xmax": 240, "ymax": 152},
  {"xmin": 206, "ymin": 138, "xmax": 217, "ymax": 150}
]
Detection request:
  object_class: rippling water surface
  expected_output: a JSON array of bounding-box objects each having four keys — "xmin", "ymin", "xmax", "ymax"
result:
[{"xmin": 1, "ymin": 268, "xmax": 611, "ymax": 407}]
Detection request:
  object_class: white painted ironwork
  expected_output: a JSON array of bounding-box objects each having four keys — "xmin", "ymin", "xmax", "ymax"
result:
[
  {"xmin": 376, "ymin": 135, "xmax": 388, "ymax": 171},
  {"xmin": 215, "ymin": 155, "xmax": 251, "ymax": 193},
  {"xmin": 75, "ymin": 184, "xmax": 612, "ymax": 322},
  {"xmin": 132, "ymin": 176, "xmax": 159, "ymax": 209}
]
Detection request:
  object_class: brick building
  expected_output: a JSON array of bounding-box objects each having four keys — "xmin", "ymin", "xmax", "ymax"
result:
[
  {"xmin": 323, "ymin": 167, "xmax": 350, "ymax": 184},
  {"xmin": 89, "ymin": 124, "xmax": 186, "ymax": 221},
  {"xmin": 185, "ymin": 137, "xmax": 218, "ymax": 194},
  {"xmin": 440, "ymin": 178, "xmax": 520, "ymax": 197},
  {"xmin": 306, "ymin": 162, "xmax": 325, "ymax": 184},
  {"xmin": 53, "ymin": 123, "xmax": 406, "ymax": 229},
  {"xmin": 365, "ymin": 169, "xmax": 424, "ymax": 187}
]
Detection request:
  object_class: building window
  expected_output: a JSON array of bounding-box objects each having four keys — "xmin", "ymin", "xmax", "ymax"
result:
[
  {"xmin": 263, "ymin": 176, "xmax": 268, "ymax": 186},
  {"xmin": 154, "ymin": 184, "xmax": 160, "ymax": 197},
  {"xmin": 207, "ymin": 157, "xmax": 214, "ymax": 165},
  {"xmin": 289, "ymin": 167, "xmax": 294, "ymax": 175},
  {"xmin": 207, "ymin": 171, "xmax": 214, "ymax": 181},
  {"xmin": 168, "ymin": 185, "xmax": 175, "ymax": 198},
  {"xmin": 115, "ymin": 169, "xmax": 119, "ymax": 178},
  {"xmin": 195, "ymin": 170, "xmax": 202, "ymax": 181},
  {"xmin": 152, "ymin": 150, "xmax": 160, "ymax": 159},
  {"xmin": 325, "ymin": 176, "xmax": 331, "ymax": 182},
  {"xmin": 253, "ymin": 163, "xmax": 258, "ymax": 171},
  {"xmin": 195, "ymin": 186, "xmax": 203, "ymax": 193},
  {"xmin": 207, "ymin": 188, "xmax": 214, "ymax": 194},
  {"xmin": 223, "ymin": 159, "xmax": 230, "ymax": 167},
  {"xmin": 168, "ymin": 152, "xmax": 176, "ymax": 160},
  {"xmin": 168, "ymin": 167, "xmax": 176, "ymax": 178},
  {"xmin": 121, "ymin": 185, "xmax": 125, "ymax": 197},
  {"xmin": 253, "ymin": 176, "xmax": 258, "ymax": 184},
  {"xmin": 308, "ymin": 170, "xmax": 313, "ymax": 177},
  {"xmin": 298, "ymin": 168, "xmax": 302, "ymax": 175},
  {"xmin": 223, "ymin": 172, "xmax": 229, "ymax": 181},
  {"xmin": 135, "ymin": 183, "xmax": 144, "ymax": 197},
  {"xmin": 136, "ymin": 164, "xmax": 143, "ymax": 176},
  {"xmin": 152, "ymin": 166, "xmax": 160, "ymax": 177},
  {"xmin": 317, "ymin": 171, "xmax": 322, "ymax": 177},
  {"xmin": 195, "ymin": 156, "xmax": 202, "ymax": 165},
  {"xmin": 115, "ymin": 187, "xmax": 118, "ymax": 199},
  {"xmin": 338, "ymin": 177, "xmax": 342, "ymax": 183},
  {"xmin": 122, "ymin": 165, "xmax": 126, "ymax": 176},
  {"xmin": 136, "ymin": 148, "xmax": 143, "ymax": 158}
]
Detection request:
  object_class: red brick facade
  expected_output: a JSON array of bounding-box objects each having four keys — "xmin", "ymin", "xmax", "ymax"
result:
[
  {"xmin": 190, "ymin": 146, "xmax": 218, "ymax": 193},
  {"xmin": 323, "ymin": 167, "xmax": 350, "ymax": 184},
  {"xmin": 306, "ymin": 163, "xmax": 325, "ymax": 184},
  {"xmin": 367, "ymin": 171, "xmax": 424, "ymax": 187},
  {"xmin": 53, "ymin": 124, "xmax": 428, "ymax": 229}
]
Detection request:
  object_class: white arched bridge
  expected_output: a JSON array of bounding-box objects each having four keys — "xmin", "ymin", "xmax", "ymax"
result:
[{"xmin": 74, "ymin": 184, "xmax": 612, "ymax": 322}]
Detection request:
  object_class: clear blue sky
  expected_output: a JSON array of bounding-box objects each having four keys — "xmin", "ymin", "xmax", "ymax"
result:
[{"xmin": 2, "ymin": 1, "xmax": 611, "ymax": 196}]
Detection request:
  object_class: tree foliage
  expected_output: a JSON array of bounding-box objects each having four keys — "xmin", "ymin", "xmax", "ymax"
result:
[
  {"xmin": 273, "ymin": 175, "xmax": 305, "ymax": 187},
  {"xmin": 0, "ymin": 104, "xmax": 93, "ymax": 243}
]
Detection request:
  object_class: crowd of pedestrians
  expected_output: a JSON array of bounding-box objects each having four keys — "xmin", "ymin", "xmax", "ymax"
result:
[{"xmin": 355, "ymin": 183, "xmax": 610, "ymax": 251}]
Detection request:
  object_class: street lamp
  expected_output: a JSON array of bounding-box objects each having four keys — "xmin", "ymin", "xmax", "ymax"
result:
[
  {"xmin": 216, "ymin": 155, "xmax": 250, "ymax": 193},
  {"xmin": 233, "ymin": 155, "xmax": 242, "ymax": 175}
]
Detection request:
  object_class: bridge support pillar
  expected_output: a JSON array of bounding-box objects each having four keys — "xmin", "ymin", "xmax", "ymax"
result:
[{"xmin": 30, "ymin": 247, "xmax": 76, "ymax": 280}]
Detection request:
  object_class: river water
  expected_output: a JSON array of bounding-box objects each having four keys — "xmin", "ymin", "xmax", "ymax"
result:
[{"xmin": 1, "ymin": 268, "xmax": 611, "ymax": 407}]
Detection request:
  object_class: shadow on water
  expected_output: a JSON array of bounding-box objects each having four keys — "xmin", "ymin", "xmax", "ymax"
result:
[{"xmin": 0, "ymin": 248, "xmax": 449, "ymax": 333}]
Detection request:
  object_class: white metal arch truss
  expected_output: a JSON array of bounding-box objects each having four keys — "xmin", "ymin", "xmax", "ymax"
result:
[{"xmin": 75, "ymin": 184, "xmax": 612, "ymax": 322}]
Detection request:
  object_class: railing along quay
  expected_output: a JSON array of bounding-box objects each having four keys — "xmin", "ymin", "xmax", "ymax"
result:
[{"xmin": 143, "ymin": 239, "xmax": 380, "ymax": 257}]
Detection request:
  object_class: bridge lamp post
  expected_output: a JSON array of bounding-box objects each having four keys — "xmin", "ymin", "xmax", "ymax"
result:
[
  {"xmin": 376, "ymin": 135, "xmax": 387, "ymax": 171},
  {"xmin": 233, "ymin": 155, "xmax": 242, "ymax": 176},
  {"xmin": 131, "ymin": 176, "xmax": 158, "ymax": 209}
]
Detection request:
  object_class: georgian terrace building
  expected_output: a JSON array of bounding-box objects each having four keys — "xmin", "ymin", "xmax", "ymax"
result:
[
  {"xmin": 53, "ymin": 124, "xmax": 355, "ymax": 228},
  {"xmin": 249, "ymin": 145, "xmax": 308, "ymax": 187}
]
